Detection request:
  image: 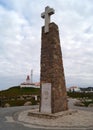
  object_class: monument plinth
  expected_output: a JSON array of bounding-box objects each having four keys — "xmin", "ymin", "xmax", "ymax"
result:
[{"xmin": 40, "ymin": 21, "xmax": 68, "ymax": 113}]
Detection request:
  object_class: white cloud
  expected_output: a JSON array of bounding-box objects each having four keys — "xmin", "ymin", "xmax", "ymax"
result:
[{"xmin": 0, "ymin": 5, "xmax": 40, "ymax": 85}]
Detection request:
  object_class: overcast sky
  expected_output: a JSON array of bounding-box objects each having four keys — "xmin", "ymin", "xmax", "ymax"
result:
[{"xmin": 0, "ymin": 0, "xmax": 93, "ymax": 90}]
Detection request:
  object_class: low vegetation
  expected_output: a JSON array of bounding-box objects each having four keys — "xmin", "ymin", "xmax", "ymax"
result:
[
  {"xmin": 0, "ymin": 86, "xmax": 40, "ymax": 107},
  {"xmin": 68, "ymin": 92, "xmax": 93, "ymax": 107},
  {"xmin": 0, "ymin": 86, "xmax": 93, "ymax": 107}
]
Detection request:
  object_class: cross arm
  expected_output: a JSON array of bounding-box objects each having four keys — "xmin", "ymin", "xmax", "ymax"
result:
[
  {"xmin": 48, "ymin": 8, "xmax": 55, "ymax": 15},
  {"xmin": 41, "ymin": 12, "xmax": 45, "ymax": 18}
]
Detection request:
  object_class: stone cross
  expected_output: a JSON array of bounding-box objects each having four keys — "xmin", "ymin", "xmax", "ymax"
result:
[{"xmin": 41, "ymin": 6, "xmax": 55, "ymax": 33}]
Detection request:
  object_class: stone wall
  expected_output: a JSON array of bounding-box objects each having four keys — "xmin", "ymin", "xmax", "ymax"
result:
[{"xmin": 40, "ymin": 22, "xmax": 68, "ymax": 113}]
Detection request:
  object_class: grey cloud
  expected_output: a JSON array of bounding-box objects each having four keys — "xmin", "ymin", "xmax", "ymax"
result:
[{"xmin": 0, "ymin": 0, "xmax": 93, "ymax": 89}]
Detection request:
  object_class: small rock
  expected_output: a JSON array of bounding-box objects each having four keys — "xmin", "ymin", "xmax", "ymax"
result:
[
  {"xmin": 88, "ymin": 103, "xmax": 93, "ymax": 107},
  {"xmin": 24, "ymin": 101, "xmax": 32, "ymax": 106},
  {"xmin": 4, "ymin": 103, "xmax": 10, "ymax": 107},
  {"xmin": 74, "ymin": 101, "xmax": 84, "ymax": 106}
]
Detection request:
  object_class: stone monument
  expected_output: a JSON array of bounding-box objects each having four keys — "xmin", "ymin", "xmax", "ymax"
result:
[{"xmin": 40, "ymin": 6, "xmax": 68, "ymax": 113}]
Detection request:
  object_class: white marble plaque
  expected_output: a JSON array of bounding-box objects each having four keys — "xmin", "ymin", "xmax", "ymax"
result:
[{"xmin": 41, "ymin": 83, "xmax": 51, "ymax": 113}]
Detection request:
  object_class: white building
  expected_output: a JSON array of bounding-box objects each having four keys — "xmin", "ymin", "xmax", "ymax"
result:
[
  {"xmin": 20, "ymin": 75, "xmax": 40, "ymax": 88},
  {"xmin": 68, "ymin": 86, "xmax": 81, "ymax": 92}
]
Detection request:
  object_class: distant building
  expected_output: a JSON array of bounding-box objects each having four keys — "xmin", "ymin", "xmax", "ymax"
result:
[
  {"xmin": 67, "ymin": 86, "xmax": 93, "ymax": 93},
  {"xmin": 80, "ymin": 87, "xmax": 93, "ymax": 93},
  {"xmin": 68, "ymin": 86, "xmax": 81, "ymax": 92},
  {"xmin": 20, "ymin": 75, "xmax": 40, "ymax": 88}
]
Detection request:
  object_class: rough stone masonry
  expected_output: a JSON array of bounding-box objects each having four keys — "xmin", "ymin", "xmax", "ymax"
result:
[{"xmin": 40, "ymin": 6, "xmax": 68, "ymax": 113}]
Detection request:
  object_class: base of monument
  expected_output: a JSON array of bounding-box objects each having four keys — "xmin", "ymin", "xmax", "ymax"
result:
[{"xmin": 28, "ymin": 109, "xmax": 77, "ymax": 119}]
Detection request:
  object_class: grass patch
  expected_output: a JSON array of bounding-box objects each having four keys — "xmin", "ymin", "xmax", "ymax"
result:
[{"xmin": 0, "ymin": 86, "xmax": 40, "ymax": 97}]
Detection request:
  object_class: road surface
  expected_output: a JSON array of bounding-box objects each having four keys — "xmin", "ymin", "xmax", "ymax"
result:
[{"xmin": 0, "ymin": 106, "xmax": 43, "ymax": 130}]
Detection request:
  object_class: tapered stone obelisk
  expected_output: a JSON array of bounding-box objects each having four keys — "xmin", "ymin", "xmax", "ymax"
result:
[{"xmin": 40, "ymin": 6, "xmax": 68, "ymax": 113}]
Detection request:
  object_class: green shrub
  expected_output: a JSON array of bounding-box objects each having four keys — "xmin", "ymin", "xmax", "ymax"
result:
[
  {"xmin": 67, "ymin": 92, "xmax": 93, "ymax": 99},
  {"xmin": 82, "ymin": 100, "xmax": 93, "ymax": 107}
]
